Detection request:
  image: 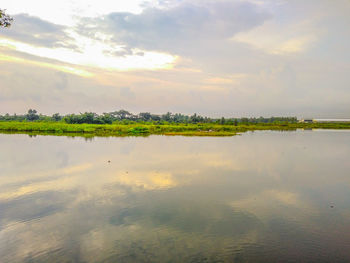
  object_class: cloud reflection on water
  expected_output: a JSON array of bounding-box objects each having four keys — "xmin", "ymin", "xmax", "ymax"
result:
[{"xmin": 0, "ymin": 131, "xmax": 350, "ymax": 262}]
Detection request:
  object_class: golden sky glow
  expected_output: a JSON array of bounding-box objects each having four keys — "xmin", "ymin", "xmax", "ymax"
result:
[
  {"xmin": 0, "ymin": 52, "xmax": 93, "ymax": 77},
  {"xmin": 0, "ymin": 37, "xmax": 177, "ymax": 72}
]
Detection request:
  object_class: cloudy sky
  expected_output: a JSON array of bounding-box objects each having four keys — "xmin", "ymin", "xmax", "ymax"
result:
[{"xmin": 0, "ymin": 0, "xmax": 349, "ymax": 117}]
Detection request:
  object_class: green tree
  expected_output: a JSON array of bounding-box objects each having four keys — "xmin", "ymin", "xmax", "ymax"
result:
[
  {"xmin": 110, "ymin": 110, "xmax": 132, "ymax": 120},
  {"xmin": 241, "ymin": 117, "xmax": 249, "ymax": 124},
  {"xmin": 52, "ymin": 113, "xmax": 62, "ymax": 121},
  {"xmin": 98, "ymin": 113, "xmax": 113, "ymax": 124},
  {"xmin": 26, "ymin": 109, "xmax": 39, "ymax": 121},
  {"xmin": 139, "ymin": 112, "xmax": 152, "ymax": 121},
  {"xmin": 220, "ymin": 117, "xmax": 225, "ymax": 125},
  {"xmin": 0, "ymin": 9, "xmax": 13, "ymax": 27},
  {"xmin": 162, "ymin": 112, "xmax": 172, "ymax": 122}
]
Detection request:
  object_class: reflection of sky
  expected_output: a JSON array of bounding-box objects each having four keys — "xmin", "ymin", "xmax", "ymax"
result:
[{"xmin": 0, "ymin": 131, "xmax": 350, "ymax": 262}]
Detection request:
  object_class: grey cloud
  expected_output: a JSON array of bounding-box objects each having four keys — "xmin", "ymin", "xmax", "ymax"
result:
[
  {"xmin": 77, "ymin": 0, "xmax": 271, "ymax": 55},
  {"xmin": 102, "ymin": 46, "xmax": 146, "ymax": 57},
  {"xmin": 102, "ymin": 46, "xmax": 133, "ymax": 57},
  {"xmin": 1, "ymin": 14, "xmax": 78, "ymax": 49}
]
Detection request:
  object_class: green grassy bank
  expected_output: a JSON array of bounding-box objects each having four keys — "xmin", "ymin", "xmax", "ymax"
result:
[{"xmin": 0, "ymin": 121, "xmax": 350, "ymax": 137}]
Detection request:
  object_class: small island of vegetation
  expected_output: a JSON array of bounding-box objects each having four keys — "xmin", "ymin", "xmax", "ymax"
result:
[{"xmin": 0, "ymin": 109, "xmax": 349, "ymax": 137}]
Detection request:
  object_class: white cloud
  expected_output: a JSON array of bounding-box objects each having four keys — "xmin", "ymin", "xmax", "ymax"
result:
[{"xmin": 77, "ymin": 0, "xmax": 271, "ymax": 54}]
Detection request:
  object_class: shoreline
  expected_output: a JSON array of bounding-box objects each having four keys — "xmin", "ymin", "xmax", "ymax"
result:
[{"xmin": 1, "ymin": 121, "xmax": 350, "ymax": 137}]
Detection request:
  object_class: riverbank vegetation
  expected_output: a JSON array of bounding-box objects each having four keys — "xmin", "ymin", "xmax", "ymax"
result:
[
  {"xmin": 0, "ymin": 109, "xmax": 349, "ymax": 137},
  {"xmin": 1, "ymin": 120, "xmax": 350, "ymax": 137}
]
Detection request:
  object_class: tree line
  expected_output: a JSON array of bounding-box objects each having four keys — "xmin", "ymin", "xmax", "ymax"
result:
[{"xmin": 0, "ymin": 109, "xmax": 298, "ymax": 125}]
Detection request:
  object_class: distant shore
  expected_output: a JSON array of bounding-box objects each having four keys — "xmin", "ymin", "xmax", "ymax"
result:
[{"xmin": 1, "ymin": 121, "xmax": 350, "ymax": 137}]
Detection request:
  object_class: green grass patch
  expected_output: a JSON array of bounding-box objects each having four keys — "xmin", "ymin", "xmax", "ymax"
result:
[{"xmin": 0, "ymin": 121, "xmax": 349, "ymax": 138}]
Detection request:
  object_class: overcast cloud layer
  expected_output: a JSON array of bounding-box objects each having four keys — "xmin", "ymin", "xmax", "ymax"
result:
[{"xmin": 0, "ymin": 0, "xmax": 349, "ymax": 118}]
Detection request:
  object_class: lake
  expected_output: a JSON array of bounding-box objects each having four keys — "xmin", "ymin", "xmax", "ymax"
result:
[{"xmin": 1, "ymin": 130, "xmax": 350, "ymax": 262}]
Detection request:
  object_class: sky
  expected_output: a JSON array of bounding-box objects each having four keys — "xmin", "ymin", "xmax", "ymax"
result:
[{"xmin": 0, "ymin": 0, "xmax": 349, "ymax": 118}]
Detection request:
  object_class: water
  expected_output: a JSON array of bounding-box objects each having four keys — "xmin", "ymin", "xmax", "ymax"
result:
[{"xmin": 0, "ymin": 130, "xmax": 350, "ymax": 262}]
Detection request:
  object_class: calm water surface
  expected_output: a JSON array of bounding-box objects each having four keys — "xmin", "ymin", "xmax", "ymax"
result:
[{"xmin": 0, "ymin": 130, "xmax": 350, "ymax": 262}]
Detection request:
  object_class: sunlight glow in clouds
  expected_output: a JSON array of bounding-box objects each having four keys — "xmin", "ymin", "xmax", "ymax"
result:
[
  {"xmin": 0, "ymin": 53, "xmax": 93, "ymax": 77},
  {"xmin": 0, "ymin": 38, "xmax": 176, "ymax": 72},
  {"xmin": 2, "ymin": 0, "xmax": 176, "ymax": 72}
]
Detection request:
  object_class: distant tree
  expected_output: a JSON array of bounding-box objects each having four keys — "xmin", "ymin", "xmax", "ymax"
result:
[
  {"xmin": 162, "ymin": 112, "xmax": 172, "ymax": 122},
  {"xmin": 241, "ymin": 117, "xmax": 249, "ymax": 124},
  {"xmin": 98, "ymin": 113, "xmax": 113, "ymax": 124},
  {"xmin": 0, "ymin": 9, "xmax": 13, "ymax": 27},
  {"xmin": 190, "ymin": 113, "xmax": 204, "ymax": 123},
  {"xmin": 110, "ymin": 109, "xmax": 133, "ymax": 120},
  {"xmin": 26, "ymin": 109, "xmax": 39, "ymax": 121},
  {"xmin": 220, "ymin": 117, "xmax": 225, "ymax": 125},
  {"xmin": 82, "ymin": 112, "xmax": 95, "ymax": 123},
  {"xmin": 173, "ymin": 113, "xmax": 188, "ymax": 123},
  {"xmin": 52, "ymin": 113, "xmax": 62, "ymax": 121},
  {"xmin": 151, "ymin": 114, "xmax": 161, "ymax": 121},
  {"xmin": 63, "ymin": 112, "xmax": 113, "ymax": 124},
  {"xmin": 139, "ymin": 112, "xmax": 152, "ymax": 121}
]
